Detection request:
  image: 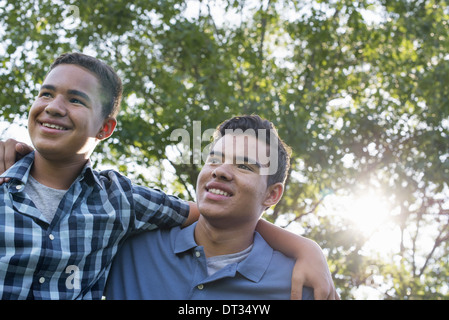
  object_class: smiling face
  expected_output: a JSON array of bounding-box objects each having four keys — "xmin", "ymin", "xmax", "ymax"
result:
[
  {"xmin": 196, "ymin": 134, "xmax": 284, "ymax": 228},
  {"xmin": 28, "ymin": 64, "xmax": 116, "ymax": 163}
]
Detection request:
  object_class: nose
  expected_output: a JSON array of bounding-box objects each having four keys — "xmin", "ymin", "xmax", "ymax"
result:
[
  {"xmin": 212, "ymin": 164, "xmax": 233, "ymax": 181},
  {"xmin": 45, "ymin": 95, "xmax": 68, "ymax": 117}
]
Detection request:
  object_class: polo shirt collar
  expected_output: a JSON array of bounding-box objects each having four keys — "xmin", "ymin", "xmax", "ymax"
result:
[
  {"xmin": 236, "ymin": 232, "xmax": 273, "ymax": 282},
  {"xmin": 173, "ymin": 222, "xmax": 273, "ymax": 283},
  {"xmin": 173, "ymin": 222, "xmax": 198, "ymax": 254}
]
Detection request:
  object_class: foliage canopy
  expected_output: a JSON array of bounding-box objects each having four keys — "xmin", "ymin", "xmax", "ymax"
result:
[{"xmin": 1, "ymin": 0, "xmax": 448, "ymax": 299}]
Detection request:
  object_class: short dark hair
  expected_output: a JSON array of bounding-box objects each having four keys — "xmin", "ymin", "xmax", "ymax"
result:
[
  {"xmin": 48, "ymin": 52, "xmax": 122, "ymax": 118},
  {"xmin": 214, "ymin": 115, "xmax": 292, "ymax": 186}
]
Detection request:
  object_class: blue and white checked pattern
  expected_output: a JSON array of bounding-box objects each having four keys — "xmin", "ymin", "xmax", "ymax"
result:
[{"xmin": 0, "ymin": 152, "xmax": 189, "ymax": 300}]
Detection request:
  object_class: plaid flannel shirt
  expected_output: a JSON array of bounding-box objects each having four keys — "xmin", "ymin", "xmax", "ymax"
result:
[{"xmin": 0, "ymin": 152, "xmax": 189, "ymax": 300}]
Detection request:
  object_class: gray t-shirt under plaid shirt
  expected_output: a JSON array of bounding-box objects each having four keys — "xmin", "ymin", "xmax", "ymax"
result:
[{"xmin": 24, "ymin": 175, "xmax": 67, "ymax": 223}]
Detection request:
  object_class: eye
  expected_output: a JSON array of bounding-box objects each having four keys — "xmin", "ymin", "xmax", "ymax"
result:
[
  {"xmin": 237, "ymin": 164, "xmax": 254, "ymax": 172},
  {"xmin": 206, "ymin": 156, "xmax": 221, "ymax": 165},
  {"xmin": 70, "ymin": 98, "xmax": 86, "ymax": 106},
  {"xmin": 39, "ymin": 92, "xmax": 52, "ymax": 98}
]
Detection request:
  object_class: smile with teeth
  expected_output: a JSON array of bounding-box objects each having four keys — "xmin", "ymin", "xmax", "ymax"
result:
[
  {"xmin": 208, "ymin": 188, "xmax": 232, "ymax": 197},
  {"xmin": 41, "ymin": 122, "xmax": 67, "ymax": 130}
]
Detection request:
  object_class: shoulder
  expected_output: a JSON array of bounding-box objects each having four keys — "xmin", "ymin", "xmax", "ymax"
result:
[
  {"xmin": 254, "ymin": 233, "xmax": 315, "ymax": 300},
  {"xmin": 120, "ymin": 226, "xmax": 177, "ymax": 252},
  {"xmin": 250, "ymin": 233, "xmax": 296, "ymax": 278},
  {"xmin": 94, "ymin": 169, "xmax": 160, "ymax": 197},
  {"xmin": 270, "ymin": 247, "xmax": 296, "ymax": 272},
  {"xmin": 96, "ymin": 169, "xmax": 132, "ymax": 187},
  {"xmin": 112, "ymin": 226, "xmax": 183, "ymax": 273},
  {"xmin": 253, "ymin": 232, "xmax": 295, "ymax": 266},
  {"xmin": 134, "ymin": 223, "xmax": 184, "ymax": 245},
  {"xmin": 271, "ymin": 250, "xmax": 315, "ymax": 300},
  {"xmin": 95, "ymin": 169, "xmax": 176, "ymax": 199}
]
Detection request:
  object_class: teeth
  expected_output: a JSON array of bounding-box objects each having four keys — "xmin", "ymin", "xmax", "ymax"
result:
[
  {"xmin": 42, "ymin": 123, "xmax": 66, "ymax": 130},
  {"xmin": 208, "ymin": 188, "xmax": 231, "ymax": 197}
]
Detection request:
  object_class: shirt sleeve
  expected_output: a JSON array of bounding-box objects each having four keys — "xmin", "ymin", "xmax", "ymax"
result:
[
  {"xmin": 130, "ymin": 184, "xmax": 190, "ymax": 232},
  {"xmin": 99, "ymin": 169, "xmax": 189, "ymax": 233}
]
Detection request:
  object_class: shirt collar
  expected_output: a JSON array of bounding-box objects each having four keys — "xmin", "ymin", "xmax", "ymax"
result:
[
  {"xmin": 173, "ymin": 222, "xmax": 198, "ymax": 254},
  {"xmin": 173, "ymin": 222, "xmax": 273, "ymax": 283},
  {"xmin": 1, "ymin": 151, "xmax": 102, "ymax": 188},
  {"xmin": 79, "ymin": 161, "xmax": 102, "ymax": 188},
  {"xmin": 236, "ymin": 232, "xmax": 273, "ymax": 282}
]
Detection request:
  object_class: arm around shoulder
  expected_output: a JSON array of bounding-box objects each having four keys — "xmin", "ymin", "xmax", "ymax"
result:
[
  {"xmin": 182, "ymin": 201, "xmax": 200, "ymax": 227},
  {"xmin": 255, "ymin": 219, "xmax": 339, "ymax": 300}
]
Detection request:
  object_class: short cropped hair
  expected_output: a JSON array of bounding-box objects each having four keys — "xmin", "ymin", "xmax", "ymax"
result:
[
  {"xmin": 214, "ymin": 115, "xmax": 292, "ymax": 186},
  {"xmin": 48, "ymin": 52, "xmax": 123, "ymax": 118}
]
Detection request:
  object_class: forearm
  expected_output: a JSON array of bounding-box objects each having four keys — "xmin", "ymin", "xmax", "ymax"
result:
[
  {"xmin": 255, "ymin": 218, "xmax": 317, "ymax": 259},
  {"xmin": 182, "ymin": 201, "xmax": 200, "ymax": 227}
]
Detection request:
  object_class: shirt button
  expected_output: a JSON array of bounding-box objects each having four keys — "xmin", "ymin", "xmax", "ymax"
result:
[
  {"xmin": 49, "ymin": 234, "xmax": 55, "ymax": 240},
  {"xmin": 15, "ymin": 185, "xmax": 23, "ymax": 190},
  {"xmin": 197, "ymin": 284, "xmax": 204, "ymax": 290},
  {"xmin": 195, "ymin": 251, "xmax": 201, "ymax": 258},
  {"xmin": 39, "ymin": 277, "xmax": 45, "ymax": 284}
]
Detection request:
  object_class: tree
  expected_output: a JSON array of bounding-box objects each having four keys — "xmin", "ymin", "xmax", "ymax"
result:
[{"xmin": 1, "ymin": 0, "xmax": 448, "ymax": 299}]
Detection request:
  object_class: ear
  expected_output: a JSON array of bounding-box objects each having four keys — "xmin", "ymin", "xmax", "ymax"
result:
[
  {"xmin": 262, "ymin": 182, "xmax": 284, "ymax": 209},
  {"xmin": 96, "ymin": 117, "xmax": 117, "ymax": 140}
]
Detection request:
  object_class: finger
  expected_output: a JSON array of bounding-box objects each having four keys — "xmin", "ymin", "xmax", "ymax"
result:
[
  {"xmin": 333, "ymin": 290, "xmax": 341, "ymax": 300},
  {"xmin": 16, "ymin": 142, "xmax": 33, "ymax": 157},
  {"xmin": 290, "ymin": 282, "xmax": 303, "ymax": 300},
  {"xmin": 321, "ymin": 285, "xmax": 340, "ymax": 300},
  {"xmin": 0, "ymin": 141, "xmax": 6, "ymax": 176},
  {"xmin": 313, "ymin": 287, "xmax": 330, "ymax": 300},
  {"xmin": 290, "ymin": 263, "xmax": 305, "ymax": 300},
  {"xmin": 0, "ymin": 142, "xmax": 6, "ymax": 185},
  {"xmin": 4, "ymin": 140, "xmax": 18, "ymax": 171}
]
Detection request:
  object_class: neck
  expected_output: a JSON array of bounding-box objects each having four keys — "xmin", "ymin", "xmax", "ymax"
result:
[
  {"xmin": 30, "ymin": 152, "xmax": 88, "ymax": 190},
  {"xmin": 194, "ymin": 216, "xmax": 256, "ymax": 258}
]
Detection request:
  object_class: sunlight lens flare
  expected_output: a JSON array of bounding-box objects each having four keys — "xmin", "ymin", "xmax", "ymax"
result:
[
  {"xmin": 343, "ymin": 191, "xmax": 391, "ymax": 235},
  {"xmin": 323, "ymin": 188, "xmax": 400, "ymax": 255}
]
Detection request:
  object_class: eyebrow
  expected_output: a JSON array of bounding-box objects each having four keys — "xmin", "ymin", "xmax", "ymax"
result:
[
  {"xmin": 40, "ymin": 84, "xmax": 92, "ymax": 103},
  {"xmin": 209, "ymin": 150, "xmax": 262, "ymax": 168}
]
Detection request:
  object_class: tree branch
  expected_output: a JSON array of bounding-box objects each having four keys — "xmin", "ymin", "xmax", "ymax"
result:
[
  {"xmin": 165, "ymin": 157, "xmax": 196, "ymax": 201},
  {"xmin": 258, "ymin": 0, "xmax": 272, "ymax": 61},
  {"xmin": 418, "ymin": 224, "xmax": 449, "ymax": 277}
]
